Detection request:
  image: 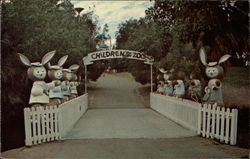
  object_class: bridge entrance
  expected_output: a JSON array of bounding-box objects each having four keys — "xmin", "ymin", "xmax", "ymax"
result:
[{"xmin": 82, "ymin": 50, "xmax": 154, "ymax": 94}]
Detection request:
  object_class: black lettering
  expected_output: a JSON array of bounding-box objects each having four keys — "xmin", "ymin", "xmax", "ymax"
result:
[{"xmin": 91, "ymin": 54, "xmax": 96, "ymax": 59}]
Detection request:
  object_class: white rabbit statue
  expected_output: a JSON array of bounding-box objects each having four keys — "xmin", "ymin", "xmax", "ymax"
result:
[
  {"xmin": 47, "ymin": 55, "xmax": 68, "ymax": 105},
  {"xmin": 18, "ymin": 51, "xmax": 56, "ymax": 107},
  {"xmin": 159, "ymin": 68, "xmax": 174, "ymax": 96},
  {"xmin": 173, "ymin": 71, "xmax": 186, "ymax": 98},
  {"xmin": 68, "ymin": 64, "xmax": 80, "ymax": 99},
  {"xmin": 199, "ymin": 47, "xmax": 231, "ymax": 105}
]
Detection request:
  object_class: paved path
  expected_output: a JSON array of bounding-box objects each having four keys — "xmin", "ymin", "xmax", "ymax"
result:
[
  {"xmin": 65, "ymin": 109, "xmax": 196, "ymax": 139},
  {"xmin": 65, "ymin": 73, "xmax": 195, "ymax": 139},
  {"xmin": 88, "ymin": 73, "xmax": 144, "ymax": 108},
  {"xmin": 1, "ymin": 73, "xmax": 248, "ymax": 159}
]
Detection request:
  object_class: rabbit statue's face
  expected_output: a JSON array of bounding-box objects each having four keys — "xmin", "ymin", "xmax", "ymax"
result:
[
  {"xmin": 62, "ymin": 70, "xmax": 72, "ymax": 81},
  {"xmin": 54, "ymin": 70, "xmax": 63, "ymax": 79},
  {"xmin": 205, "ymin": 65, "xmax": 224, "ymax": 79},
  {"xmin": 205, "ymin": 67, "xmax": 219, "ymax": 78},
  {"xmin": 27, "ymin": 66, "xmax": 47, "ymax": 81},
  {"xmin": 48, "ymin": 69, "xmax": 63, "ymax": 80}
]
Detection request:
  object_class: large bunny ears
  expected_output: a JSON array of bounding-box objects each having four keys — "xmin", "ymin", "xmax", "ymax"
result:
[
  {"xmin": 218, "ymin": 54, "xmax": 231, "ymax": 64},
  {"xmin": 18, "ymin": 50, "xmax": 56, "ymax": 66},
  {"xmin": 199, "ymin": 47, "xmax": 231, "ymax": 66},
  {"xmin": 58, "ymin": 55, "xmax": 68, "ymax": 67},
  {"xmin": 159, "ymin": 68, "xmax": 167, "ymax": 74},
  {"xmin": 159, "ymin": 68, "xmax": 174, "ymax": 74},
  {"xmin": 69, "ymin": 64, "xmax": 80, "ymax": 72},
  {"xmin": 41, "ymin": 50, "xmax": 56, "ymax": 65},
  {"xmin": 199, "ymin": 47, "xmax": 207, "ymax": 66},
  {"xmin": 17, "ymin": 53, "xmax": 31, "ymax": 66}
]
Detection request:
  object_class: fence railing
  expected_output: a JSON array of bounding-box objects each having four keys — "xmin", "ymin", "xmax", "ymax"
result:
[
  {"xmin": 24, "ymin": 94, "xmax": 88, "ymax": 146},
  {"xmin": 198, "ymin": 104, "xmax": 238, "ymax": 145},
  {"xmin": 59, "ymin": 94, "xmax": 88, "ymax": 138},
  {"xmin": 150, "ymin": 93, "xmax": 200, "ymax": 131},
  {"xmin": 150, "ymin": 93, "xmax": 238, "ymax": 145}
]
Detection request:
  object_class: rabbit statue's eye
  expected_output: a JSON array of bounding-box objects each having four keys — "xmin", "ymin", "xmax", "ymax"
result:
[{"xmin": 33, "ymin": 67, "xmax": 46, "ymax": 79}]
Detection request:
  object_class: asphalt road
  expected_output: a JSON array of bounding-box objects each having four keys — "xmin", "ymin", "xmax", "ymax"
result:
[
  {"xmin": 1, "ymin": 73, "xmax": 249, "ymax": 159},
  {"xmin": 88, "ymin": 73, "xmax": 145, "ymax": 108}
]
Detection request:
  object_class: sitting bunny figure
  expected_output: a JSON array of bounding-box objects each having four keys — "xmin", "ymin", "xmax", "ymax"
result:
[
  {"xmin": 159, "ymin": 68, "xmax": 174, "ymax": 95},
  {"xmin": 157, "ymin": 81, "xmax": 165, "ymax": 94},
  {"xmin": 18, "ymin": 51, "xmax": 56, "ymax": 107},
  {"xmin": 163, "ymin": 80, "xmax": 173, "ymax": 96},
  {"xmin": 187, "ymin": 73, "xmax": 202, "ymax": 102},
  {"xmin": 47, "ymin": 55, "xmax": 68, "ymax": 105},
  {"xmin": 173, "ymin": 71, "xmax": 186, "ymax": 98},
  {"xmin": 68, "ymin": 64, "xmax": 80, "ymax": 99},
  {"xmin": 61, "ymin": 68, "xmax": 72, "ymax": 102},
  {"xmin": 199, "ymin": 47, "xmax": 231, "ymax": 105}
]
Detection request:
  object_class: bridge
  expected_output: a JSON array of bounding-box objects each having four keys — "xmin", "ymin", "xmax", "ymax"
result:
[{"xmin": 2, "ymin": 73, "xmax": 247, "ymax": 159}]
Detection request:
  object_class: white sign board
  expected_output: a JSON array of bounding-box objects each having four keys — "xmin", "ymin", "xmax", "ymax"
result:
[{"xmin": 83, "ymin": 50, "xmax": 154, "ymax": 65}]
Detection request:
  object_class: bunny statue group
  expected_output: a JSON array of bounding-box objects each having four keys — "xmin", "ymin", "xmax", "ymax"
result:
[
  {"xmin": 18, "ymin": 51, "xmax": 81, "ymax": 107},
  {"xmin": 156, "ymin": 68, "xmax": 187, "ymax": 98},
  {"xmin": 156, "ymin": 47, "xmax": 231, "ymax": 105}
]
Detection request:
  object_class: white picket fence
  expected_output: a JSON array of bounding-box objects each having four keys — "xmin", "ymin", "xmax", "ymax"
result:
[
  {"xmin": 150, "ymin": 93, "xmax": 238, "ymax": 145},
  {"xmin": 24, "ymin": 105, "xmax": 60, "ymax": 146},
  {"xmin": 24, "ymin": 94, "xmax": 88, "ymax": 146},
  {"xmin": 198, "ymin": 104, "xmax": 238, "ymax": 145},
  {"xmin": 150, "ymin": 93, "xmax": 200, "ymax": 131}
]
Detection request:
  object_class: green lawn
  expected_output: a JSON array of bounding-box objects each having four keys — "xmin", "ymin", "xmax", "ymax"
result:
[
  {"xmin": 222, "ymin": 66, "xmax": 249, "ymax": 88},
  {"xmin": 112, "ymin": 72, "xmax": 135, "ymax": 81}
]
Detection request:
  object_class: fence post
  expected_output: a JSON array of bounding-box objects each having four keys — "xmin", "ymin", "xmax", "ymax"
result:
[
  {"xmin": 206, "ymin": 104, "xmax": 211, "ymax": 138},
  {"xmin": 220, "ymin": 107, "xmax": 225, "ymax": 142},
  {"xmin": 202, "ymin": 104, "xmax": 206, "ymax": 137},
  {"xmin": 24, "ymin": 108, "xmax": 32, "ymax": 146},
  {"xmin": 230, "ymin": 109, "xmax": 238, "ymax": 145},
  {"xmin": 197, "ymin": 105, "xmax": 202, "ymax": 135},
  {"xmin": 211, "ymin": 104, "xmax": 216, "ymax": 139},
  {"xmin": 215, "ymin": 106, "xmax": 220, "ymax": 139},
  {"xmin": 37, "ymin": 107, "xmax": 42, "ymax": 144},
  {"xmin": 31, "ymin": 107, "xmax": 37, "ymax": 145},
  {"xmin": 58, "ymin": 106, "xmax": 63, "ymax": 140},
  {"xmin": 225, "ymin": 108, "xmax": 230, "ymax": 144}
]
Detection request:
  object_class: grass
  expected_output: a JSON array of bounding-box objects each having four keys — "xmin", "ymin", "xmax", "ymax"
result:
[
  {"xmin": 88, "ymin": 80, "xmax": 98, "ymax": 88},
  {"xmin": 112, "ymin": 72, "xmax": 135, "ymax": 81},
  {"xmin": 222, "ymin": 66, "xmax": 249, "ymax": 108},
  {"xmin": 222, "ymin": 66, "xmax": 249, "ymax": 88}
]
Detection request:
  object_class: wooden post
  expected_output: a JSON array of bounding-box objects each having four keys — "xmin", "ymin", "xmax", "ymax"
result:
[
  {"xmin": 150, "ymin": 63, "xmax": 153, "ymax": 92},
  {"xmin": 220, "ymin": 107, "xmax": 225, "ymax": 142},
  {"xmin": 202, "ymin": 104, "xmax": 206, "ymax": 137},
  {"xmin": 85, "ymin": 65, "xmax": 87, "ymax": 93},
  {"xmin": 24, "ymin": 108, "xmax": 32, "ymax": 146},
  {"xmin": 197, "ymin": 105, "xmax": 202, "ymax": 135},
  {"xmin": 211, "ymin": 104, "xmax": 216, "ymax": 139},
  {"xmin": 206, "ymin": 104, "xmax": 211, "ymax": 138},
  {"xmin": 225, "ymin": 108, "xmax": 230, "ymax": 144}
]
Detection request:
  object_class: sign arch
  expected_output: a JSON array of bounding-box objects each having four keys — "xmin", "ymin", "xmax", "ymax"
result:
[{"xmin": 82, "ymin": 50, "xmax": 154, "ymax": 93}]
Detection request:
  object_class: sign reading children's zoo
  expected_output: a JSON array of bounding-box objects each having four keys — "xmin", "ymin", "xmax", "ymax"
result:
[
  {"xmin": 82, "ymin": 49, "xmax": 154, "ymax": 93},
  {"xmin": 83, "ymin": 50, "xmax": 154, "ymax": 65}
]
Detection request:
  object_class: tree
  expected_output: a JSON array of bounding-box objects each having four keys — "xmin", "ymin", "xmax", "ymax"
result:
[{"xmin": 1, "ymin": 0, "xmax": 98, "ymax": 151}]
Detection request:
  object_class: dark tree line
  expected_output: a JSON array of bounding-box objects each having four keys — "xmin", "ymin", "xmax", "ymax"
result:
[
  {"xmin": 115, "ymin": 0, "xmax": 249, "ymax": 84},
  {"xmin": 1, "ymin": 0, "xmax": 99, "ymax": 151}
]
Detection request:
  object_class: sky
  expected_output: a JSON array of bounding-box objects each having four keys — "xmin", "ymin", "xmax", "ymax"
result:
[{"xmin": 71, "ymin": 1, "xmax": 154, "ymax": 45}]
